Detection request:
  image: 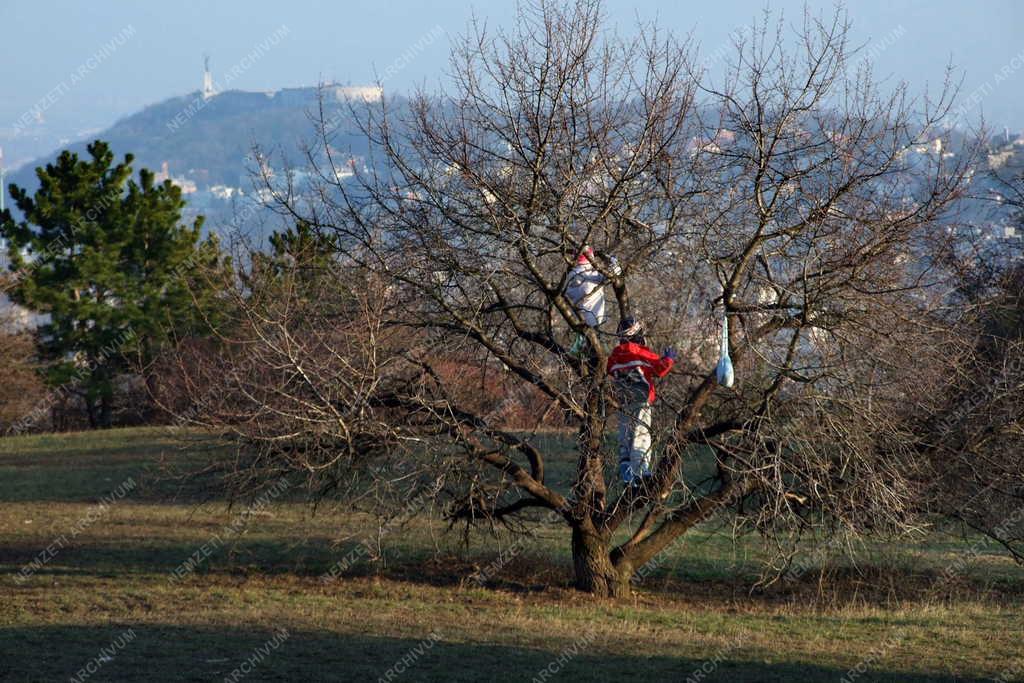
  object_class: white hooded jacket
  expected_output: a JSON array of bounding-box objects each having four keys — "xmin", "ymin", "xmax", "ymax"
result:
[{"xmin": 565, "ymin": 252, "xmax": 618, "ymax": 328}]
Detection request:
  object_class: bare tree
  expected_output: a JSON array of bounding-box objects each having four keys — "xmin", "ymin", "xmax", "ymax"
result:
[
  {"xmin": 0, "ymin": 283, "xmax": 47, "ymax": 433},
  {"xmin": 917, "ymin": 168, "xmax": 1024, "ymax": 562},
  {"xmin": 184, "ymin": 1, "xmax": 999, "ymax": 596}
]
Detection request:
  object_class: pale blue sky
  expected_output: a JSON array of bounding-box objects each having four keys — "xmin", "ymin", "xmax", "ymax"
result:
[{"xmin": 2, "ymin": 1, "xmax": 1023, "ymax": 140}]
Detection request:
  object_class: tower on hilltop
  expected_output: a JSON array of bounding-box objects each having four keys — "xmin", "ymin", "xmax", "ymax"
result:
[
  {"xmin": 202, "ymin": 55, "xmax": 216, "ymax": 100},
  {"xmin": 0, "ymin": 147, "xmax": 6, "ymax": 213}
]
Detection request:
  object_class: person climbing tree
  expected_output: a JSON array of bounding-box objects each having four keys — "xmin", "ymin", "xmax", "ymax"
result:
[
  {"xmin": 564, "ymin": 246, "xmax": 619, "ymax": 354},
  {"xmin": 606, "ymin": 316, "xmax": 677, "ymax": 487}
]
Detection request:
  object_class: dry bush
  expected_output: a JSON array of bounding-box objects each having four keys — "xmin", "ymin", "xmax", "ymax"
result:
[{"xmin": 0, "ymin": 297, "xmax": 47, "ymax": 433}]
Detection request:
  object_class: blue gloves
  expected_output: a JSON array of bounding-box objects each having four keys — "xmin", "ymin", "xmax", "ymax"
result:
[{"xmin": 663, "ymin": 347, "xmax": 678, "ymax": 361}]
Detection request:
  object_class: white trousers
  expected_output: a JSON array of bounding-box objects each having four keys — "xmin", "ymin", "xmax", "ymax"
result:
[{"xmin": 617, "ymin": 398, "xmax": 652, "ymax": 483}]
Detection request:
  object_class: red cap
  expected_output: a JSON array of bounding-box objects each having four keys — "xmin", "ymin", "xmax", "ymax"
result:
[{"xmin": 577, "ymin": 246, "xmax": 594, "ymax": 264}]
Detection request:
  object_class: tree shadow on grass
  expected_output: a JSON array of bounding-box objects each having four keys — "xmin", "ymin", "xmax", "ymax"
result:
[
  {"xmin": 4, "ymin": 536, "xmax": 1022, "ymax": 612},
  {"xmin": 0, "ymin": 452, "xmax": 211, "ymax": 503},
  {"xmin": 0, "ymin": 624, "xmax": 994, "ymax": 683},
  {"xmin": 0, "ymin": 537, "xmax": 342, "ymax": 580}
]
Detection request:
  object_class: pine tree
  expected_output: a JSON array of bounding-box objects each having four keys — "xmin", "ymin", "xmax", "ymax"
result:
[
  {"xmin": 236, "ymin": 220, "xmax": 359, "ymax": 321},
  {"xmin": 0, "ymin": 141, "xmax": 227, "ymax": 428}
]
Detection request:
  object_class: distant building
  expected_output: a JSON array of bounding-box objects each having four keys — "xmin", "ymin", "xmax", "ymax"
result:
[
  {"xmin": 154, "ymin": 161, "xmax": 198, "ymax": 194},
  {"xmin": 989, "ymin": 149, "xmax": 1014, "ymax": 170},
  {"xmin": 210, "ymin": 184, "xmax": 238, "ymax": 200},
  {"xmin": 332, "ymin": 84, "xmax": 383, "ymax": 103},
  {"xmin": 994, "ymin": 128, "xmax": 1021, "ymax": 147}
]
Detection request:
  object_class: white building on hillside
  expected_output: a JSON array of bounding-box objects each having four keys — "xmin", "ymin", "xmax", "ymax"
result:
[{"xmin": 333, "ymin": 85, "xmax": 383, "ymax": 102}]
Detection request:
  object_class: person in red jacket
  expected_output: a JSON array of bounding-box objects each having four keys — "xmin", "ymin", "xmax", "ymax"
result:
[{"xmin": 607, "ymin": 316, "xmax": 678, "ymax": 485}]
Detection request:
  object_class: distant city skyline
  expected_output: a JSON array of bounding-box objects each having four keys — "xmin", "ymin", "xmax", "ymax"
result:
[{"xmin": 2, "ymin": 0, "xmax": 1023, "ymax": 169}]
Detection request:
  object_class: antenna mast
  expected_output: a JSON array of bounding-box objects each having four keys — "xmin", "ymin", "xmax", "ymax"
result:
[
  {"xmin": 202, "ymin": 54, "xmax": 216, "ymax": 100},
  {"xmin": 0, "ymin": 147, "xmax": 6, "ymax": 213}
]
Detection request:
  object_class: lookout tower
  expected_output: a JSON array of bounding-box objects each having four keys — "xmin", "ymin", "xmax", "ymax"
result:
[
  {"xmin": 202, "ymin": 55, "xmax": 216, "ymax": 100},
  {"xmin": 0, "ymin": 147, "xmax": 6, "ymax": 213}
]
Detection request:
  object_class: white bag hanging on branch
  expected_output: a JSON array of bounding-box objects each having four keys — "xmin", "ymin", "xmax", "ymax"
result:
[{"xmin": 716, "ymin": 311, "xmax": 735, "ymax": 388}]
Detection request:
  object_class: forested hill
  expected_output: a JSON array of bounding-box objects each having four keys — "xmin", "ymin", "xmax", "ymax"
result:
[{"xmin": 6, "ymin": 85, "xmax": 381, "ymax": 216}]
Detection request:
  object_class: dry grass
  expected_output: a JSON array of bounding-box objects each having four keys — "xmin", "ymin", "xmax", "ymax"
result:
[{"xmin": 1, "ymin": 428, "xmax": 1022, "ymax": 682}]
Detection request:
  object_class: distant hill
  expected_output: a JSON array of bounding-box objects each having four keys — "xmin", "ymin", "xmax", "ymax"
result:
[
  {"xmin": 7, "ymin": 86, "xmax": 1021, "ymax": 252},
  {"xmin": 5, "ymin": 85, "xmax": 385, "ymax": 231}
]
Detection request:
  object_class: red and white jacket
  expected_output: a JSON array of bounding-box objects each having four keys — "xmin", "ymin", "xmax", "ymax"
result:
[{"xmin": 606, "ymin": 342, "xmax": 674, "ymax": 404}]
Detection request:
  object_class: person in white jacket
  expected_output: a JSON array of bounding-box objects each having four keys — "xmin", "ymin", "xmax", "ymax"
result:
[{"xmin": 565, "ymin": 246, "xmax": 619, "ymax": 353}]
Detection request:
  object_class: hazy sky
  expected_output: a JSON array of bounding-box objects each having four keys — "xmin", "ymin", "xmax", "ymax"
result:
[{"xmin": 2, "ymin": 1, "xmax": 1023, "ymax": 138}]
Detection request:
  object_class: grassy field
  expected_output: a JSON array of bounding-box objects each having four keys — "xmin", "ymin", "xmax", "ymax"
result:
[{"xmin": 1, "ymin": 428, "xmax": 1022, "ymax": 682}]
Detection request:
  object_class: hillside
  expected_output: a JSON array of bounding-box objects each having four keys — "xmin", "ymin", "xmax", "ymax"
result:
[
  {"xmin": 5, "ymin": 85, "xmax": 383, "ymax": 230},
  {"xmin": 5, "ymin": 86, "xmax": 1022, "ymax": 253}
]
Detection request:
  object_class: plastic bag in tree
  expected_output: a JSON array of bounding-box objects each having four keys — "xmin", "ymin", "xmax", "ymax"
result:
[{"xmin": 716, "ymin": 312, "xmax": 735, "ymax": 388}]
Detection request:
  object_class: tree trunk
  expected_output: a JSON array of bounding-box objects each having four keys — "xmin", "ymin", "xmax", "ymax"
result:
[
  {"xmin": 145, "ymin": 371, "xmax": 159, "ymax": 422},
  {"xmin": 85, "ymin": 398, "xmax": 98, "ymax": 429},
  {"xmin": 572, "ymin": 525, "xmax": 629, "ymax": 598},
  {"xmin": 99, "ymin": 393, "xmax": 112, "ymax": 429}
]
